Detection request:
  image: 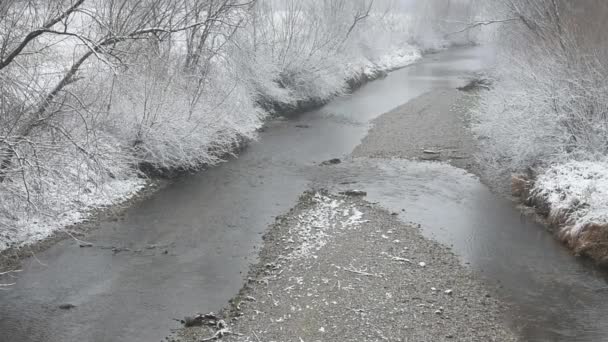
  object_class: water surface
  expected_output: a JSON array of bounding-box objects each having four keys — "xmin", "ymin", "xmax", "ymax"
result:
[{"xmin": 1, "ymin": 47, "xmax": 605, "ymax": 342}]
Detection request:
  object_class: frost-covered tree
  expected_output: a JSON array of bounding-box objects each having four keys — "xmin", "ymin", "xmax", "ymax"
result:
[
  {"xmin": 0, "ymin": 0, "xmax": 258, "ymax": 230},
  {"xmin": 0, "ymin": 0, "xmax": 423, "ymax": 252},
  {"xmin": 473, "ymin": 0, "xmax": 608, "ymax": 178}
]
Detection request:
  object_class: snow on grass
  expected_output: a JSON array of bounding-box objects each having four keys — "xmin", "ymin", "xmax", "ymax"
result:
[
  {"xmin": 0, "ymin": 177, "xmax": 146, "ymax": 251},
  {"xmin": 347, "ymin": 45, "xmax": 421, "ymax": 79},
  {"xmin": 370, "ymin": 46, "xmax": 421, "ymax": 73},
  {"xmin": 532, "ymin": 160, "xmax": 608, "ymax": 236},
  {"xmin": 287, "ymin": 193, "xmax": 368, "ymax": 260}
]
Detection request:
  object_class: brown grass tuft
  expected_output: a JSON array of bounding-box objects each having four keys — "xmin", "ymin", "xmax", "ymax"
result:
[
  {"xmin": 571, "ymin": 224, "xmax": 608, "ymax": 263},
  {"xmin": 511, "ymin": 174, "xmax": 532, "ymax": 200}
]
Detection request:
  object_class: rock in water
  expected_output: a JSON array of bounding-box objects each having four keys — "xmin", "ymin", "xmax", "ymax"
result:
[
  {"xmin": 58, "ymin": 304, "xmax": 76, "ymax": 310},
  {"xmin": 320, "ymin": 158, "xmax": 341, "ymax": 166},
  {"xmin": 339, "ymin": 190, "xmax": 367, "ymax": 197}
]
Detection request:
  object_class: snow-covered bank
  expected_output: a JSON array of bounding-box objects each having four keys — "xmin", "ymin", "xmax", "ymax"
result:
[
  {"xmin": 0, "ymin": 47, "xmax": 421, "ymax": 254},
  {"xmin": 0, "ymin": 178, "xmax": 147, "ymax": 251},
  {"xmin": 254, "ymin": 44, "xmax": 421, "ymax": 115},
  {"xmin": 2, "ymin": 0, "xmax": 450, "ymax": 256},
  {"xmin": 528, "ymin": 161, "xmax": 608, "ymax": 263},
  {"xmin": 470, "ymin": 1, "xmax": 608, "ymax": 265}
]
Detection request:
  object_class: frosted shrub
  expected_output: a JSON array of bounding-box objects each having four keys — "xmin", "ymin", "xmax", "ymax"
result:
[
  {"xmin": 0, "ymin": 0, "xmax": 425, "ymax": 249},
  {"xmin": 474, "ymin": 1, "xmax": 608, "ymax": 177},
  {"xmin": 104, "ymin": 56, "xmax": 262, "ymax": 172},
  {"xmin": 237, "ymin": 0, "xmax": 420, "ymax": 113}
]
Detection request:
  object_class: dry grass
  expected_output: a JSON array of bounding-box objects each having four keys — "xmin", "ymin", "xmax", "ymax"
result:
[
  {"xmin": 565, "ymin": 224, "xmax": 608, "ymax": 265},
  {"xmin": 518, "ymin": 175, "xmax": 608, "ymax": 266},
  {"xmin": 510, "ymin": 174, "xmax": 532, "ymax": 201}
]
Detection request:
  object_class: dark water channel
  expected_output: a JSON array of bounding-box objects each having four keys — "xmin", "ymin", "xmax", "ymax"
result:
[{"xmin": 1, "ymin": 47, "xmax": 607, "ymax": 342}]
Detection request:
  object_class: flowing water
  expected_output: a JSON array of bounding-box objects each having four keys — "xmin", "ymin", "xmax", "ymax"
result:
[{"xmin": 1, "ymin": 47, "xmax": 607, "ymax": 342}]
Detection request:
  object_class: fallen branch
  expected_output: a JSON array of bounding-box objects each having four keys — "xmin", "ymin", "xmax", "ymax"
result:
[
  {"xmin": 0, "ymin": 269, "xmax": 22, "ymax": 276},
  {"xmin": 201, "ymin": 328, "xmax": 243, "ymax": 341},
  {"xmin": 340, "ymin": 265, "xmax": 383, "ymax": 278},
  {"xmin": 381, "ymin": 251, "xmax": 412, "ymax": 263},
  {"xmin": 390, "ymin": 256, "xmax": 412, "ymax": 263},
  {"xmin": 0, "ymin": 269, "xmax": 23, "ymax": 289},
  {"xmin": 0, "ymin": 283, "xmax": 17, "ymax": 289},
  {"xmin": 200, "ymin": 319, "xmax": 243, "ymax": 341}
]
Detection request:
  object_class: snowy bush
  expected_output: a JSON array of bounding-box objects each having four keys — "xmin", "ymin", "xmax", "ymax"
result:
[
  {"xmin": 0, "ymin": 0, "xmax": 425, "ymax": 250},
  {"xmin": 471, "ymin": 1, "xmax": 608, "ymax": 261},
  {"xmin": 236, "ymin": 0, "xmax": 421, "ymax": 113},
  {"xmin": 474, "ymin": 1, "xmax": 608, "ymax": 177}
]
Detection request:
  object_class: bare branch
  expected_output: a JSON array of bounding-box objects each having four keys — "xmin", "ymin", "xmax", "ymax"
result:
[
  {"xmin": 0, "ymin": 0, "xmax": 86, "ymax": 70},
  {"xmin": 445, "ymin": 18, "xmax": 520, "ymax": 37}
]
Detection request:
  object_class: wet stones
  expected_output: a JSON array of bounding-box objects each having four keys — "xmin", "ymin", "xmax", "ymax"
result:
[
  {"xmin": 339, "ymin": 189, "xmax": 367, "ymax": 197},
  {"xmin": 58, "ymin": 303, "xmax": 76, "ymax": 310},
  {"xmin": 182, "ymin": 312, "xmax": 220, "ymax": 327},
  {"xmin": 320, "ymin": 158, "xmax": 341, "ymax": 166}
]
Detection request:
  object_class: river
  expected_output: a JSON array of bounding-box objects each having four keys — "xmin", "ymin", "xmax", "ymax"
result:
[{"xmin": 1, "ymin": 47, "xmax": 607, "ymax": 342}]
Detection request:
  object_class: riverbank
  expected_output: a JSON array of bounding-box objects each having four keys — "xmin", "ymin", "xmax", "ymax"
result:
[
  {"xmin": 0, "ymin": 48, "xmax": 422, "ymax": 268},
  {"xmin": 175, "ymin": 191, "xmax": 516, "ymax": 342},
  {"xmin": 0, "ymin": 179, "xmax": 168, "ymax": 273},
  {"xmin": 512, "ymin": 162, "xmax": 608, "ymax": 266},
  {"xmin": 357, "ymin": 83, "xmax": 608, "ymax": 268}
]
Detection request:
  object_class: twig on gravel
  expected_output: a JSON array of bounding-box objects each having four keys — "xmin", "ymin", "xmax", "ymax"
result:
[
  {"xmin": 340, "ymin": 265, "xmax": 383, "ymax": 278},
  {"xmin": 199, "ymin": 319, "xmax": 243, "ymax": 341},
  {"xmin": 200, "ymin": 328, "xmax": 242, "ymax": 341},
  {"xmin": 391, "ymin": 256, "xmax": 412, "ymax": 263},
  {"xmin": 381, "ymin": 252, "xmax": 412, "ymax": 263}
]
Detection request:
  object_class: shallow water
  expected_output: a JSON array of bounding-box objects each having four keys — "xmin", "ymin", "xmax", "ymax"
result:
[
  {"xmin": 1, "ymin": 46, "xmax": 606, "ymax": 342},
  {"xmin": 317, "ymin": 159, "xmax": 608, "ymax": 341}
]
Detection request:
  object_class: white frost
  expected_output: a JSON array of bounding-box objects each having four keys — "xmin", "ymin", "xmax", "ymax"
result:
[
  {"xmin": 287, "ymin": 193, "xmax": 367, "ymax": 260},
  {"xmin": 0, "ymin": 178, "xmax": 145, "ymax": 251},
  {"xmin": 533, "ymin": 160, "xmax": 608, "ymax": 236}
]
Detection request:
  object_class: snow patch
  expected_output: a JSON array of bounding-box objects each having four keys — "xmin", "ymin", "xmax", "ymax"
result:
[
  {"xmin": 287, "ymin": 193, "xmax": 367, "ymax": 260},
  {"xmin": 371, "ymin": 47, "xmax": 421, "ymax": 72}
]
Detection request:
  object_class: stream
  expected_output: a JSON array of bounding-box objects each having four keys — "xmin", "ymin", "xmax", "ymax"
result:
[{"xmin": 1, "ymin": 47, "xmax": 607, "ymax": 342}]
